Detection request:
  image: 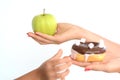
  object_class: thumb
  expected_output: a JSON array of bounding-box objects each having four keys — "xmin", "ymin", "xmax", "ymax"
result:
[
  {"xmin": 50, "ymin": 49, "xmax": 63, "ymax": 60},
  {"xmin": 85, "ymin": 63, "xmax": 107, "ymax": 71}
]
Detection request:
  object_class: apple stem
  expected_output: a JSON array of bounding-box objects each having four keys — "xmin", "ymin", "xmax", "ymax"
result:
[{"xmin": 43, "ymin": 8, "xmax": 45, "ymax": 16}]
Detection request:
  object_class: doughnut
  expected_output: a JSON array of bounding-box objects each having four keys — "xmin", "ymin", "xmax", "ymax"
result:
[{"xmin": 71, "ymin": 39, "xmax": 106, "ymax": 62}]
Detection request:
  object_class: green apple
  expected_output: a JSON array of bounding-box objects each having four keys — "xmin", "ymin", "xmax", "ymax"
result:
[{"xmin": 32, "ymin": 9, "xmax": 57, "ymax": 35}]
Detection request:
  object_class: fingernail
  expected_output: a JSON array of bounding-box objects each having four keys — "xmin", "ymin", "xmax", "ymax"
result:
[
  {"xmin": 35, "ymin": 32, "xmax": 39, "ymax": 35},
  {"xmin": 84, "ymin": 68, "xmax": 91, "ymax": 71},
  {"xmin": 26, "ymin": 33, "xmax": 30, "ymax": 37}
]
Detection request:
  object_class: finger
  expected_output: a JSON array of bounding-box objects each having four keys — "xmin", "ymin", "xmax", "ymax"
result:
[
  {"xmin": 56, "ymin": 69, "xmax": 70, "ymax": 79},
  {"xmin": 30, "ymin": 36, "xmax": 46, "ymax": 44},
  {"xmin": 72, "ymin": 60, "xmax": 91, "ymax": 67},
  {"xmin": 35, "ymin": 32, "xmax": 56, "ymax": 42},
  {"xmin": 31, "ymin": 37, "xmax": 51, "ymax": 45},
  {"xmin": 85, "ymin": 63, "xmax": 107, "ymax": 71},
  {"xmin": 27, "ymin": 32, "xmax": 45, "ymax": 44},
  {"xmin": 55, "ymin": 61, "xmax": 71, "ymax": 72},
  {"xmin": 27, "ymin": 32, "xmax": 34, "ymax": 37},
  {"xmin": 53, "ymin": 57, "xmax": 71, "ymax": 65},
  {"xmin": 50, "ymin": 49, "xmax": 63, "ymax": 60},
  {"xmin": 29, "ymin": 32, "xmax": 55, "ymax": 44}
]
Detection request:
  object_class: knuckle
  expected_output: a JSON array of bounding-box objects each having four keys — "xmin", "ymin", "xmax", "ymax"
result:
[
  {"xmin": 56, "ymin": 73, "xmax": 62, "ymax": 78},
  {"xmin": 57, "ymin": 60, "xmax": 62, "ymax": 64},
  {"xmin": 56, "ymin": 66, "xmax": 62, "ymax": 71},
  {"xmin": 45, "ymin": 62, "xmax": 52, "ymax": 69}
]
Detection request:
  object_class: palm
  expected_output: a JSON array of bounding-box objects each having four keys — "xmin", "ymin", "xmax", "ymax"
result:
[{"xmin": 53, "ymin": 23, "xmax": 80, "ymax": 43}]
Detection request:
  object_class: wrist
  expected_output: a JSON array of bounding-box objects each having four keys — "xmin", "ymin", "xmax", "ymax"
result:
[
  {"xmin": 35, "ymin": 68, "xmax": 42, "ymax": 80},
  {"xmin": 15, "ymin": 68, "xmax": 41, "ymax": 80},
  {"xmin": 77, "ymin": 27, "xmax": 101, "ymax": 42}
]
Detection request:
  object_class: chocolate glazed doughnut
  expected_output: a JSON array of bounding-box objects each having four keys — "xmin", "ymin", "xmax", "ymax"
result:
[{"xmin": 71, "ymin": 39, "xmax": 106, "ymax": 62}]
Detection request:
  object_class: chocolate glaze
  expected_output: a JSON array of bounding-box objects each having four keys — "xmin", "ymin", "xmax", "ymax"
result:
[{"xmin": 72, "ymin": 42, "xmax": 106, "ymax": 54}]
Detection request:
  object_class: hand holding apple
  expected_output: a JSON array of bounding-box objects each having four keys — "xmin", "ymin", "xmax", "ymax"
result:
[{"xmin": 32, "ymin": 9, "xmax": 57, "ymax": 35}]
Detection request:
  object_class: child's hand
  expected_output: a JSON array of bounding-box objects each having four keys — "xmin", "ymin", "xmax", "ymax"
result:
[{"xmin": 39, "ymin": 49, "xmax": 72, "ymax": 80}]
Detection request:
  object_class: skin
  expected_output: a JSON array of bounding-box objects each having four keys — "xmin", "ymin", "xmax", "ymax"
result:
[
  {"xmin": 16, "ymin": 49, "xmax": 72, "ymax": 80},
  {"xmin": 27, "ymin": 23, "xmax": 120, "ymax": 73}
]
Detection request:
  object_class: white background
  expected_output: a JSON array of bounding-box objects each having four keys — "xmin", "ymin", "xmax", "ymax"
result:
[{"xmin": 0, "ymin": 0, "xmax": 120, "ymax": 80}]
